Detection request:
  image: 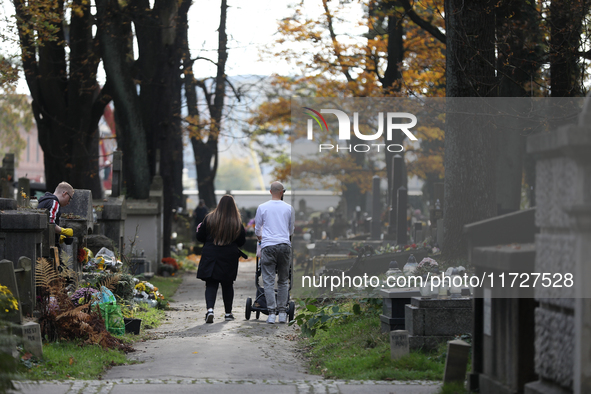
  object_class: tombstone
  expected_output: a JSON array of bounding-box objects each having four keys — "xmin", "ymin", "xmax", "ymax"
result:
[
  {"xmin": 0, "ymin": 259, "xmax": 23, "ymax": 324},
  {"xmin": 123, "ymin": 173, "xmax": 164, "ymax": 271},
  {"xmin": 111, "ymin": 151, "xmax": 122, "ymax": 198},
  {"xmin": 61, "ymin": 189, "xmax": 94, "ymax": 227},
  {"xmin": 0, "ymin": 154, "xmax": 15, "ymax": 198},
  {"xmin": 389, "ymin": 154, "xmax": 403, "ymax": 236},
  {"xmin": 380, "ymin": 288, "xmax": 421, "ymax": 333},
  {"xmin": 405, "ymin": 297, "xmax": 472, "ymax": 351},
  {"xmin": 95, "ymin": 196, "xmax": 127, "ymax": 255},
  {"xmin": 61, "ymin": 189, "xmax": 94, "ymax": 270},
  {"xmin": 413, "ymin": 222, "xmax": 423, "ymax": 243},
  {"xmin": 390, "ymin": 330, "xmax": 410, "ymax": 360},
  {"xmin": 0, "ymin": 198, "xmax": 47, "ymax": 280},
  {"xmin": 443, "ymin": 339, "xmax": 471, "ymax": 384},
  {"xmin": 370, "ymin": 176, "xmax": 381, "ymax": 240},
  {"xmin": 436, "ymin": 218, "xmax": 443, "ymax": 247},
  {"xmin": 13, "ymin": 257, "xmax": 34, "ymax": 317},
  {"xmin": 465, "ymin": 208, "xmax": 538, "ymax": 393},
  {"xmin": 12, "ymin": 321, "xmax": 43, "ymax": 358},
  {"xmin": 396, "ymin": 186, "xmax": 408, "ymax": 245},
  {"xmin": 522, "ymin": 96, "xmax": 591, "ymax": 394}
]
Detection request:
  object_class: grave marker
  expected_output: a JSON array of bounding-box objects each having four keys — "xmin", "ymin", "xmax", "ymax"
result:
[
  {"xmin": 371, "ymin": 175, "xmax": 381, "ymax": 240},
  {"xmin": 14, "ymin": 257, "xmax": 34, "ymax": 317},
  {"xmin": 390, "ymin": 330, "xmax": 410, "ymax": 360},
  {"xmin": 396, "ymin": 186, "xmax": 408, "ymax": 245},
  {"xmin": 13, "ymin": 321, "xmax": 43, "ymax": 358},
  {"xmin": 0, "ymin": 259, "xmax": 23, "ymax": 324},
  {"xmin": 443, "ymin": 339, "xmax": 471, "ymax": 384}
]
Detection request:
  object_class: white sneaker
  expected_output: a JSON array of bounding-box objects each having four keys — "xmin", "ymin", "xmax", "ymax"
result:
[
  {"xmin": 278, "ymin": 312, "xmax": 287, "ymax": 324},
  {"xmin": 267, "ymin": 313, "xmax": 276, "ymax": 324}
]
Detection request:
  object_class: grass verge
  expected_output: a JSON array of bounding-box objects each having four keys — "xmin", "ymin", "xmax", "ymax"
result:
[
  {"xmin": 19, "ymin": 341, "xmax": 134, "ymax": 380},
  {"xmin": 299, "ymin": 301, "xmax": 445, "ymax": 380},
  {"xmin": 19, "ymin": 274, "xmax": 182, "ymax": 380}
]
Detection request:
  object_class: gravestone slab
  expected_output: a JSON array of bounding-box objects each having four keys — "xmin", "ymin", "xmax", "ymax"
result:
[
  {"xmin": 13, "ymin": 321, "xmax": 43, "ymax": 358},
  {"xmin": 405, "ymin": 297, "xmax": 472, "ymax": 351},
  {"xmin": 0, "ymin": 198, "xmax": 16, "ymax": 210},
  {"xmin": 380, "ymin": 288, "xmax": 421, "ymax": 333},
  {"xmin": 14, "ymin": 257, "xmax": 34, "ymax": 317},
  {"xmin": 61, "ymin": 189, "xmax": 93, "ymax": 230},
  {"xmin": 0, "ymin": 259, "xmax": 22, "ymax": 324},
  {"xmin": 390, "ymin": 330, "xmax": 409, "ymax": 360},
  {"xmin": 443, "ymin": 339, "xmax": 471, "ymax": 384}
]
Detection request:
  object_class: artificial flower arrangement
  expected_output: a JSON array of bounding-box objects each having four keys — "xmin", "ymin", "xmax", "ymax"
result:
[
  {"xmin": 82, "ymin": 247, "xmax": 123, "ymax": 272},
  {"xmin": 133, "ymin": 278, "xmax": 164, "ymax": 301},
  {"xmin": 413, "ymin": 257, "xmax": 440, "ymax": 277}
]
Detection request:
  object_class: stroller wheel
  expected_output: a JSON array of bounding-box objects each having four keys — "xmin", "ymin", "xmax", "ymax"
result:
[
  {"xmin": 245, "ymin": 297, "xmax": 252, "ymax": 320},
  {"xmin": 256, "ymin": 311, "xmax": 260, "ymax": 319},
  {"xmin": 288, "ymin": 301, "xmax": 295, "ymax": 322}
]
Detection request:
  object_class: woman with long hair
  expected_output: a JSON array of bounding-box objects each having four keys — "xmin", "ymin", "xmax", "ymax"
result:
[{"xmin": 196, "ymin": 195, "xmax": 246, "ymax": 322}]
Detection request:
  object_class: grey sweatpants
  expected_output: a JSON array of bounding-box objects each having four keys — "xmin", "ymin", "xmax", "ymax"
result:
[{"xmin": 260, "ymin": 243, "xmax": 291, "ymax": 314}]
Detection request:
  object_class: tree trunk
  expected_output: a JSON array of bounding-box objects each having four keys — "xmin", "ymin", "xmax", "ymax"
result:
[
  {"xmin": 116, "ymin": 0, "xmax": 189, "ymax": 257},
  {"xmin": 443, "ymin": 0, "xmax": 497, "ymax": 260},
  {"xmin": 185, "ymin": 0, "xmax": 228, "ymax": 209},
  {"xmin": 494, "ymin": 0, "xmax": 541, "ymax": 213},
  {"xmin": 549, "ymin": 0, "xmax": 586, "ymax": 97},
  {"xmin": 96, "ymin": 0, "xmax": 151, "ymax": 199},
  {"xmin": 14, "ymin": 0, "xmax": 106, "ymax": 195}
]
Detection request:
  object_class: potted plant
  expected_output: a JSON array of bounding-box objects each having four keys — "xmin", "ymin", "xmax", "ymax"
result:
[{"xmin": 122, "ymin": 304, "xmax": 142, "ymax": 335}]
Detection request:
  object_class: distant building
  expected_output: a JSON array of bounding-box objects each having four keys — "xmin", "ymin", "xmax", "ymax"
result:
[{"xmin": 15, "ymin": 122, "xmax": 44, "ymax": 183}]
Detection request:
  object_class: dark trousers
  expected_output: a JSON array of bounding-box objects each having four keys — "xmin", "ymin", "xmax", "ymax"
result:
[{"xmin": 205, "ymin": 279, "xmax": 234, "ymax": 313}]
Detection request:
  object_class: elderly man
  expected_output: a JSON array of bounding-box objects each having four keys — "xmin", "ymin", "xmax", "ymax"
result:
[{"xmin": 254, "ymin": 181, "xmax": 295, "ymax": 324}]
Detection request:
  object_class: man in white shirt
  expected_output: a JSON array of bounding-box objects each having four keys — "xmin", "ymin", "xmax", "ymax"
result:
[{"xmin": 255, "ymin": 181, "xmax": 295, "ymax": 324}]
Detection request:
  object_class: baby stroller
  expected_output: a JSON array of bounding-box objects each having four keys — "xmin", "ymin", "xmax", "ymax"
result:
[{"xmin": 245, "ymin": 255, "xmax": 295, "ymax": 321}]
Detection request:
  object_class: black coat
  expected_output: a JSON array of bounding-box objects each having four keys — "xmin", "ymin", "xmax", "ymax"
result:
[{"xmin": 196, "ymin": 217, "xmax": 246, "ymax": 282}]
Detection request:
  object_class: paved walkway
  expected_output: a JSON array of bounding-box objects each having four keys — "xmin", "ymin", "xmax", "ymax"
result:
[{"xmin": 12, "ymin": 260, "xmax": 441, "ymax": 394}]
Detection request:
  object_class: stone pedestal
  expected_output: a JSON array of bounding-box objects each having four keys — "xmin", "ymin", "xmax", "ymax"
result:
[
  {"xmin": 464, "ymin": 206, "xmax": 539, "ymax": 394},
  {"xmin": 405, "ymin": 297, "xmax": 472, "ymax": 351},
  {"xmin": 380, "ymin": 288, "xmax": 420, "ymax": 333},
  {"xmin": 0, "ymin": 198, "xmax": 47, "ymax": 316}
]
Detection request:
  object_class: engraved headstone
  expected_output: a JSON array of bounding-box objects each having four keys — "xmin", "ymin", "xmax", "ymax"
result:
[
  {"xmin": 13, "ymin": 321, "xmax": 43, "ymax": 358},
  {"xmin": 390, "ymin": 329, "xmax": 410, "ymax": 360}
]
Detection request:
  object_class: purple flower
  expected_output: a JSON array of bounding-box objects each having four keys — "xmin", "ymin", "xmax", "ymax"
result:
[{"xmin": 71, "ymin": 287, "xmax": 99, "ymax": 305}]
